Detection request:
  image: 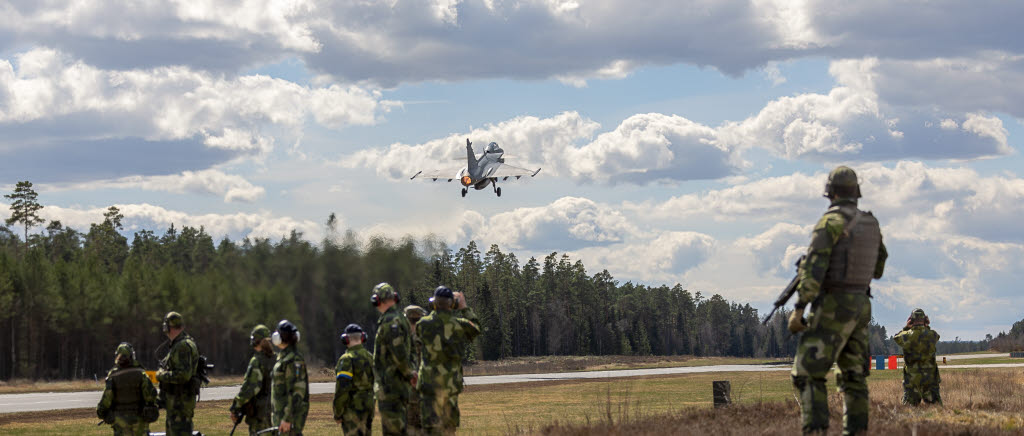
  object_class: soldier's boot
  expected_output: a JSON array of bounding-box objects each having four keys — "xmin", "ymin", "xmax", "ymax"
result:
[
  {"xmin": 793, "ymin": 375, "xmax": 829, "ymax": 434},
  {"xmin": 838, "ymin": 371, "xmax": 869, "ymax": 436},
  {"xmin": 902, "ymin": 388, "xmax": 922, "ymax": 406}
]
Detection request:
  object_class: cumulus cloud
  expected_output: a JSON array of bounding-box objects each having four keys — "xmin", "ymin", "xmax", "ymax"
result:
[
  {"xmin": 0, "ymin": 202, "xmax": 322, "ymax": 241},
  {"xmin": 47, "ymin": 169, "xmax": 266, "ymax": 203},
  {"xmin": 474, "ymin": 196, "xmax": 642, "ymax": 251},
  {"xmin": 0, "ymin": 47, "xmax": 393, "ymax": 182}
]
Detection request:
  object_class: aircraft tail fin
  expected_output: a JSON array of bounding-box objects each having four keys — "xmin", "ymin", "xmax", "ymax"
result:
[{"xmin": 466, "ymin": 138, "xmax": 478, "ymax": 172}]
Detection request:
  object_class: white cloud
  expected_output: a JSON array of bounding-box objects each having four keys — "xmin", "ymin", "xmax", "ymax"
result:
[
  {"xmin": 474, "ymin": 196, "xmax": 642, "ymax": 251},
  {"xmin": 0, "ymin": 202, "xmax": 322, "ymax": 241},
  {"xmin": 47, "ymin": 169, "xmax": 266, "ymax": 203}
]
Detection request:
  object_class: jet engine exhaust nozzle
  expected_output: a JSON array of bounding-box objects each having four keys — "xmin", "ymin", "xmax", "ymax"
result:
[{"xmin": 461, "ymin": 176, "xmax": 473, "ymax": 186}]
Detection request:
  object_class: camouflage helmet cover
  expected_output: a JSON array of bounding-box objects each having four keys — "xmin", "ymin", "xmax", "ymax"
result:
[
  {"xmin": 250, "ymin": 324, "xmax": 271, "ymax": 346},
  {"xmin": 163, "ymin": 311, "xmax": 184, "ymax": 330},
  {"xmin": 911, "ymin": 308, "xmax": 927, "ymax": 320},
  {"xmin": 824, "ymin": 165, "xmax": 862, "ymax": 198},
  {"xmin": 115, "ymin": 342, "xmax": 136, "ymax": 360},
  {"xmin": 404, "ymin": 305, "xmax": 427, "ymax": 321},
  {"xmin": 372, "ymin": 282, "xmax": 399, "ymax": 302}
]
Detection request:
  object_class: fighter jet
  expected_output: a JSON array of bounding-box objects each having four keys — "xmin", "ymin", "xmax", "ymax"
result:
[{"xmin": 410, "ymin": 139, "xmax": 541, "ymax": 197}]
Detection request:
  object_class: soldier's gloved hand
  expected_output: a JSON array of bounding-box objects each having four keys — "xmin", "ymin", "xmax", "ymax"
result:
[{"xmin": 788, "ymin": 307, "xmax": 808, "ymax": 333}]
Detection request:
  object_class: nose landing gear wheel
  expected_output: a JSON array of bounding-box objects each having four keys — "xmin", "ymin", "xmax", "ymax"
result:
[
  {"xmin": 461, "ymin": 188, "xmax": 468, "ymax": 197},
  {"xmin": 496, "ymin": 187, "xmax": 502, "ymax": 197}
]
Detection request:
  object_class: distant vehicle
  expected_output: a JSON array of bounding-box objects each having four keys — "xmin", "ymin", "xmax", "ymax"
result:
[{"xmin": 410, "ymin": 139, "xmax": 541, "ymax": 197}]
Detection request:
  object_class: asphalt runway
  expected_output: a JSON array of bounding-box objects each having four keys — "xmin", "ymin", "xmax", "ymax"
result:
[{"xmin": 0, "ymin": 353, "xmax": 1016, "ymax": 414}]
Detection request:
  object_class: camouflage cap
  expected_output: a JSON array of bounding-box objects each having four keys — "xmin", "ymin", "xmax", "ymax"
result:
[
  {"xmin": 911, "ymin": 308, "xmax": 927, "ymax": 320},
  {"xmin": 250, "ymin": 324, "xmax": 271, "ymax": 343},
  {"xmin": 115, "ymin": 342, "xmax": 135, "ymax": 359},
  {"xmin": 404, "ymin": 305, "xmax": 427, "ymax": 321},
  {"xmin": 372, "ymin": 282, "xmax": 399, "ymax": 301},
  {"xmin": 163, "ymin": 311, "xmax": 184, "ymax": 329}
]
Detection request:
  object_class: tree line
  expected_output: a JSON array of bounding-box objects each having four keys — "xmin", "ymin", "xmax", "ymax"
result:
[{"xmin": 0, "ymin": 181, "xmax": 1001, "ymax": 381}]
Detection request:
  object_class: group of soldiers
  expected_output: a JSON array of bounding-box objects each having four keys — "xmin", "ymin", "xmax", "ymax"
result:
[
  {"xmin": 96, "ymin": 165, "xmax": 942, "ymax": 436},
  {"xmin": 96, "ymin": 284, "xmax": 479, "ymax": 436},
  {"xmin": 787, "ymin": 165, "xmax": 941, "ymax": 435}
]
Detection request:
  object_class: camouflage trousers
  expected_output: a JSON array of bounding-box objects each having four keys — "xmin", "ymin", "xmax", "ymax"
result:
[
  {"xmin": 902, "ymin": 366, "xmax": 941, "ymax": 406},
  {"xmin": 420, "ymin": 389, "xmax": 460, "ymax": 436},
  {"xmin": 245, "ymin": 415, "xmax": 274, "ymax": 436},
  {"xmin": 340, "ymin": 407, "xmax": 374, "ymax": 436},
  {"xmin": 109, "ymin": 414, "xmax": 150, "ymax": 436},
  {"xmin": 791, "ymin": 292, "xmax": 871, "ymax": 436},
  {"xmin": 377, "ymin": 389, "xmax": 409, "ymax": 436},
  {"xmin": 407, "ymin": 388, "xmax": 423, "ymax": 436},
  {"xmin": 164, "ymin": 393, "xmax": 196, "ymax": 436}
]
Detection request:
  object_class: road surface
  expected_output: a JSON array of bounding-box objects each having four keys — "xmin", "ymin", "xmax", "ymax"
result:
[{"xmin": 1, "ymin": 354, "xmax": 1018, "ymax": 414}]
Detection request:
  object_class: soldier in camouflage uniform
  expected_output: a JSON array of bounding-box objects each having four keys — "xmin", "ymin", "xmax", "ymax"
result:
[
  {"xmin": 271, "ymin": 320, "xmax": 309, "ymax": 435},
  {"xmin": 230, "ymin": 324, "xmax": 276, "ymax": 435},
  {"xmin": 405, "ymin": 305, "xmax": 428, "ymax": 435},
  {"xmin": 157, "ymin": 311, "xmax": 200, "ymax": 436},
  {"xmin": 416, "ymin": 286, "xmax": 481, "ymax": 436},
  {"xmin": 333, "ymin": 323, "xmax": 375, "ymax": 436},
  {"xmin": 371, "ymin": 282, "xmax": 416, "ymax": 436},
  {"xmin": 789, "ymin": 166, "xmax": 888, "ymax": 435},
  {"xmin": 893, "ymin": 309, "xmax": 941, "ymax": 406},
  {"xmin": 97, "ymin": 343, "xmax": 159, "ymax": 436}
]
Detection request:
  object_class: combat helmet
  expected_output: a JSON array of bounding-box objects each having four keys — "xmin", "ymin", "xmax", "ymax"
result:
[
  {"xmin": 910, "ymin": 308, "xmax": 929, "ymax": 325},
  {"xmin": 824, "ymin": 166, "xmax": 861, "ymax": 199},
  {"xmin": 250, "ymin": 324, "xmax": 271, "ymax": 347},
  {"xmin": 404, "ymin": 305, "xmax": 428, "ymax": 323},
  {"xmin": 162, "ymin": 311, "xmax": 184, "ymax": 332},
  {"xmin": 371, "ymin": 282, "xmax": 400, "ymax": 306},
  {"xmin": 115, "ymin": 342, "xmax": 136, "ymax": 362}
]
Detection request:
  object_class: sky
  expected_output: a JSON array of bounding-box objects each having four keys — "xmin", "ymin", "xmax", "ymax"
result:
[{"xmin": 2, "ymin": 0, "xmax": 1024, "ymax": 340}]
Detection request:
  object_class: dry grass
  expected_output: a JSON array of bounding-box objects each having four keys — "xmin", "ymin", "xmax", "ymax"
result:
[
  {"xmin": 463, "ymin": 355, "xmax": 790, "ymax": 376},
  {"xmin": 542, "ymin": 368, "xmax": 1024, "ymax": 436},
  {"xmin": 2, "ymin": 367, "xmax": 1021, "ymax": 435}
]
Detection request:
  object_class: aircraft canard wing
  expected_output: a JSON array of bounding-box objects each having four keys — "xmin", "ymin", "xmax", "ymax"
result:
[
  {"xmin": 489, "ymin": 163, "xmax": 542, "ymax": 180},
  {"xmin": 410, "ymin": 168, "xmax": 465, "ymax": 182}
]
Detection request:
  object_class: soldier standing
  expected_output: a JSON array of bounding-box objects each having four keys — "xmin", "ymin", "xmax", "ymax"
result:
[
  {"xmin": 371, "ymin": 282, "xmax": 416, "ymax": 436},
  {"xmin": 416, "ymin": 286, "xmax": 481, "ymax": 436},
  {"xmin": 333, "ymin": 324, "xmax": 375, "ymax": 436},
  {"xmin": 157, "ymin": 311, "xmax": 199, "ymax": 436},
  {"xmin": 405, "ymin": 305, "xmax": 428, "ymax": 435},
  {"xmin": 97, "ymin": 343, "xmax": 159, "ymax": 436},
  {"xmin": 788, "ymin": 166, "xmax": 888, "ymax": 435},
  {"xmin": 230, "ymin": 324, "xmax": 276, "ymax": 435},
  {"xmin": 271, "ymin": 320, "xmax": 309, "ymax": 435},
  {"xmin": 894, "ymin": 309, "xmax": 941, "ymax": 405}
]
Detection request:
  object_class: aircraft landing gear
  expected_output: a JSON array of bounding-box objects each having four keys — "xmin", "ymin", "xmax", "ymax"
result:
[
  {"xmin": 461, "ymin": 188, "xmax": 468, "ymax": 198},
  {"xmin": 496, "ymin": 187, "xmax": 502, "ymax": 197}
]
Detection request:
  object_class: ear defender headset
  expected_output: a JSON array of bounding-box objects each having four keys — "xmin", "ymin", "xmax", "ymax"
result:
[{"xmin": 341, "ymin": 324, "xmax": 366, "ymax": 345}]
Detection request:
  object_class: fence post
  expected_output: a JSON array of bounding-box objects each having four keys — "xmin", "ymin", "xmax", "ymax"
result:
[{"xmin": 713, "ymin": 380, "xmax": 731, "ymax": 408}]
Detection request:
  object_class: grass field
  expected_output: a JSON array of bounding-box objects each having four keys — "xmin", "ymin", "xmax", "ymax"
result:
[{"xmin": 4, "ymin": 366, "xmax": 1022, "ymax": 435}]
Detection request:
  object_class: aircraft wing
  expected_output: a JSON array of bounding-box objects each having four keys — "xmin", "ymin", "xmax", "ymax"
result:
[
  {"xmin": 410, "ymin": 168, "xmax": 464, "ymax": 182},
  {"xmin": 489, "ymin": 163, "xmax": 542, "ymax": 180}
]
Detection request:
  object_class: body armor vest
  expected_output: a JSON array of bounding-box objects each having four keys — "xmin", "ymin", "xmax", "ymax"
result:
[
  {"xmin": 111, "ymin": 367, "xmax": 145, "ymax": 413},
  {"xmin": 823, "ymin": 205, "xmax": 881, "ymax": 290}
]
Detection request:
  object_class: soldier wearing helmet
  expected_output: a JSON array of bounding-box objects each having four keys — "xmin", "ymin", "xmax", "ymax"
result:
[
  {"xmin": 230, "ymin": 324, "xmax": 276, "ymax": 435},
  {"xmin": 404, "ymin": 305, "xmax": 429, "ymax": 435},
  {"xmin": 894, "ymin": 309, "xmax": 941, "ymax": 405},
  {"xmin": 789, "ymin": 166, "xmax": 888, "ymax": 435},
  {"xmin": 416, "ymin": 286, "xmax": 481, "ymax": 435},
  {"xmin": 271, "ymin": 319, "xmax": 308, "ymax": 435},
  {"xmin": 97, "ymin": 342, "xmax": 160, "ymax": 435},
  {"xmin": 157, "ymin": 311, "xmax": 200, "ymax": 436},
  {"xmin": 333, "ymin": 323, "xmax": 375, "ymax": 436},
  {"xmin": 370, "ymin": 282, "xmax": 415, "ymax": 435}
]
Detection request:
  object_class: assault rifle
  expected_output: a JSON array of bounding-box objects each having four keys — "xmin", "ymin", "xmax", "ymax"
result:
[
  {"xmin": 761, "ymin": 255, "xmax": 806, "ymax": 325},
  {"xmin": 229, "ymin": 408, "xmax": 246, "ymax": 436}
]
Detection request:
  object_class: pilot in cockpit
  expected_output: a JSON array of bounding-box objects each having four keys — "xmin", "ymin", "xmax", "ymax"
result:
[{"xmin": 486, "ymin": 142, "xmax": 503, "ymax": 154}]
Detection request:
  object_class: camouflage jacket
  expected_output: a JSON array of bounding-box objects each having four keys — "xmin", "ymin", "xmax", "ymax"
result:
[
  {"xmin": 894, "ymin": 325, "xmax": 940, "ymax": 369},
  {"xmin": 97, "ymin": 361, "xmax": 158, "ymax": 419},
  {"xmin": 231, "ymin": 350, "xmax": 275, "ymax": 423},
  {"xmin": 333, "ymin": 343, "xmax": 374, "ymax": 420},
  {"xmin": 796, "ymin": 199, "xmax": 888, "ymax": 307},
  {"xmin": 157, "ymin": 332, "xmax": 198, "ymax": 393},
  {"xmin": 415, "ymin": 307, "xmax": 481, "ymax": 395},
  {"xmin": 373, "ymin": 306, "xmax": 414, "ymax": 395},
  {"xmin": 271, "ymin": 344, "xmax": 309, "ymax": 433}
]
